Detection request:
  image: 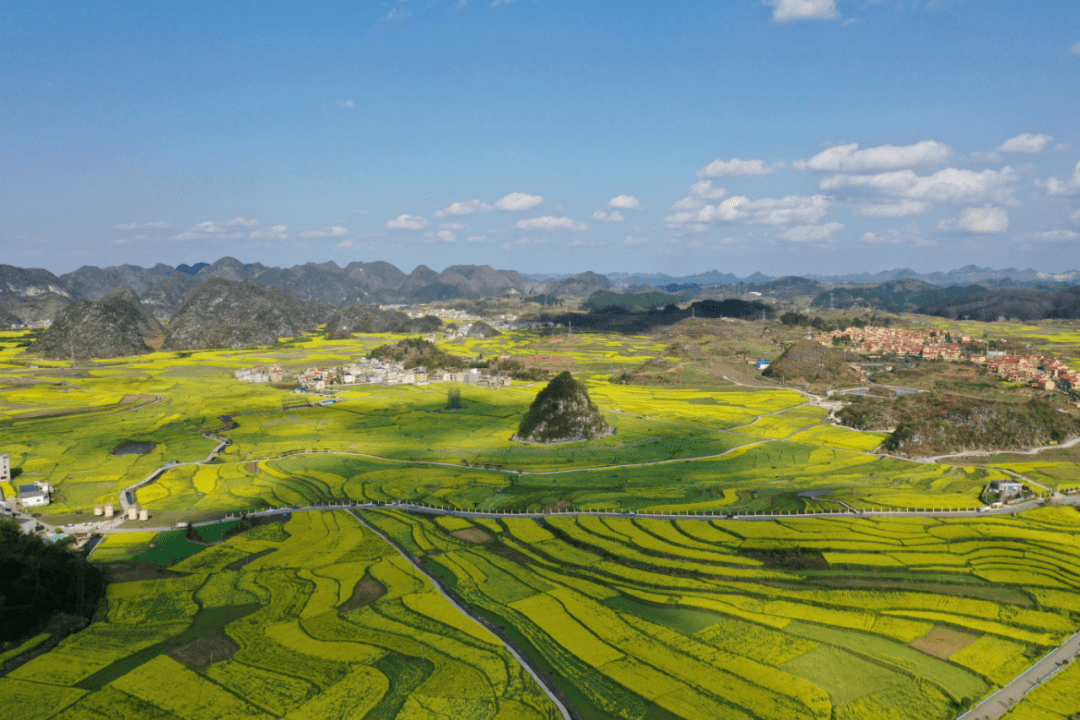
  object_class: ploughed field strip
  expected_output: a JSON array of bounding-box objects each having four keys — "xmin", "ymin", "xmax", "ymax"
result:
[
  {"xmin": 0, "ymin": 511, "xmax": 559, "ymax": 720},
  {"xmin": 363, "ymin": 506, "xmax": 1080, "ymax": 720}
]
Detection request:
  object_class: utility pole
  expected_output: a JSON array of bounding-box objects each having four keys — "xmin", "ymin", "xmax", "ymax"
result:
[{"xmin": 830, "ymin": 292, "xmax": 834, "ymax": 311}]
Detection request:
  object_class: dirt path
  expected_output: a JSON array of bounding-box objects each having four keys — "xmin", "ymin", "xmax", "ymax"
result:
[{"xmin": 922, "ymin": 434, "xmax": 1080, "ymax": 463}]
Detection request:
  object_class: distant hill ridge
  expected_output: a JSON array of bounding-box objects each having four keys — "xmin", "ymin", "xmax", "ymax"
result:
[
  {"xmin": 29, "ymin": 285, "xmax": 164, "ymax": 359},
  {"xmin": 3, "ymin": 258, "xmax": 1080, "ymax": 332}
]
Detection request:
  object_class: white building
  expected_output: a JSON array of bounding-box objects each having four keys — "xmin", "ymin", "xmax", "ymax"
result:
[
  {"xmin": 18, "ymin": 483, "xmax": 50, "ymax": 507},
  {"xmin": 0, "ymin": 454, "xmax": 9, "ymax": 484}
]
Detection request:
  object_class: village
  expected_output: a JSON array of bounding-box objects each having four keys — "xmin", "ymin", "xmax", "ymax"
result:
[
  {"xmin": 235, "ymin": 357, "xmax": 512, "ymax": 392},
  {"xmin": 814, "ymin": 325, "xmax": 1080, "ymax": 392}
]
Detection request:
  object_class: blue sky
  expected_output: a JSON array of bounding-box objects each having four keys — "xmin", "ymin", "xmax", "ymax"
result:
[{"xmin": 2, "ymin": 0, "xmax": 1078, "ymax": 276}]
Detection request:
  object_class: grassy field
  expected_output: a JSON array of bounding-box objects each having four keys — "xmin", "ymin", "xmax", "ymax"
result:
[
  {"xmin": 1, "ymin": 510, "xmax": 559, "ymax": 720},
  {"xmin": 0, "ymin": 326, "xmax": 1008, "ymax": 518},
  {"xmin": 362, "ymin": 505, "xmax": 1080, "ymax": 720},
  {"xmin": 7, "ymin": 321, "xmax": 1080, "ymax": 719}
]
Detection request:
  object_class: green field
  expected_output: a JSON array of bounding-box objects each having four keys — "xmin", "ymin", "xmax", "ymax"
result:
[
  {"xmin": 1, "ymin": 510, "xmax": 558, "ymax": 720},
  {"xmin": 4, "ymin": 324, "xmax": 1080, "ymax": 719},
  {"xmin": 364, "ymin": 506, "xmax": 1080, "ymax": 720}
]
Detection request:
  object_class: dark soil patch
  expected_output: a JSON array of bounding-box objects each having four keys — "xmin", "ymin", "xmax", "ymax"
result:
[
  {"xmin": 74, "ymin": 604, "xmax": 260, "ymax": 691},
  {"xmin": 339, "ymin": 575, "xmax": 387, "ymax": 613},
  {"xmin": 739, "ymin": 548, "xmax": 829, "ymax": 571},
  {"xmin": 451, "ymin": 528, "xmax": 494, "ymax": 545},
  {"xmin": 225, "ymin": 548, "xmax": 277, "ymax": 571},
  {"xmin": 542, "ymin": 500, "xmax": 572, "ymax": 513},
  {"xmin": 490, "ymin": 543, "xmax": 533, "ymax": 566},
  {"xmin": 910, "ymin": 625, "xmax": 981, "ymax": 659},
  {"xmin": 102, "ymin": 562, "xmax": 191, "ymax": 584},
  {"xmin": 245, "ymin": 461, "xmax": 259, "ymax": 474},
  {"xmin": 168, "ymin": 629, "xmax": 239, "ymax": 667},
  {"xmin": 111, "ymin": 440, "xmax": 157, "ymax": 456}
]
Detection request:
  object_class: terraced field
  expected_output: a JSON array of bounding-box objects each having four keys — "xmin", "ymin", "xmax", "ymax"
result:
[
  {"xmin": 6, "ymin": 324, "xmax": 1080, "ymax": 719},
  {"xmin": 362, "ymin": 506, "xmax": 1080, "ymax": 720},
  {"xmin": 1, "ymin": 510, "xmax": 559, "ymax": 720}
]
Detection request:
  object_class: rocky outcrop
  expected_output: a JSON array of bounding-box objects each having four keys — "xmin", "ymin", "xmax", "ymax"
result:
[
  {"xmin": 165, "ymin": 278, "xmax": 330, "ymax": 350},
  {"xmin": 28, "ymin": 286, "xmax": 164, "ymax": 359},
  {"xmin": 513, "ymin": 372, "xmax": 612, "ymax": 443},
  {"xmin": 324, "ymin": 303, "xmax": 442, "ymax": 339},
  {"xmin": 465, "ymin": 321, "xmax": 501, "ymax": 338}
]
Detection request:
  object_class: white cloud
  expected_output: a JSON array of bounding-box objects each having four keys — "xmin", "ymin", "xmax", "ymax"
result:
[
  {"xmin": 113, "ymin": 221, "xmax": 170, "ymax": 230},
  {"xmin": 192, "ymin": 217, "xmax": 260, "ymax": 233},
  {"xmin": 335, "ymin": 100, "xmax": 355, "ymax": 109},
  {"xmin": 769, "ymin": 0, "xmax": 839, "ymax": 22},
  {"xmin": 385, "ymin": 214, "xmax": 429, "ymax": 230},
  {"xmin": 624, "ymin": 236, "xmax": 649, "ymax": 246},
  {"xmin": 172, "ymin": 217, "xmax": 262, "ymax": 242},
  {"xmin": 798, "ymin": 141, "xmax": 953, "ymax": 172},
  {"xmin": 860, "ymin": 230, "xmax": 903, "ymax": 245},
  {"xmin": 665, "ymin": 194, "xmax": 830, "ymax": 227},
  {"xmin": 424, "ymin": 229, "xmax": 457, "ymax": 243},
  {"xmin": 689, "ymin": 180, "xmax": 728, "ymax": 199},
  {"xmin": 502, "ymin": 236, "xmax": 549, "ymax": 251},
  {"xmin": 1071, "ymin": 209, "xmax": 1080, "ymax": 225},
  {"xmin": 1029, "ymin": 229, "xmax": 1080, "ymax": 242},
  {"xmin": 671, "ymin": 181, "xmax": 730, "ymax": 211},
  {"xmin": 467, "ymin": 235, "xmax": 489, "ymax": 243},
  {"xmin": 853, "ymin": 200, "xmax": 930, "ymax": 217},
  {"xmin": 937, "ymin": 207, "xmax": 1010, "ymax": 234},
  {"xmin": 820, "ymin": 166, "xmax": 1018, "ymax": 204},
  {"xmin": 592, "ymin": 210, "xmax": 625, "ymax": 222},
  {"xmin": 697, "ymin": 158, "xmax": 775, "ymax": 178},
  {"xmin": 297, "ymin": 226, "xmax": 347, "ymax": 239},
  {"xmin": 440, "ymin": 222, "xmax": 467, "ymax": 230},
  {"xmin": 1038, "ymin": 161, "xmax": 1080, "ymax": 196},
  {"xmin": 249, "ymin": 224, "xmax": 290, "ymax": 240},
  {"xmin": 515, "ymin": 216, "xmax": 588, "ymax": 231},
  {"xmin": 671, "ymin": 197, "xmax": 706, "ymax": 211},
  {"xmin": 996, "ymin": 133, "xmax": 1053, "ymax": 153},
  {"xmin": 607, "ymin": 194, "xmax": 641, "ymax": 209},
  {"xmin": 778, "ymin": 222, "xmax": 844, "ymax": 243},
  {"xmin": 494, "ymin": 192, "xmax": 544, "ymax": 211},
  {"xmin": 434, "ymin": 199, "xmax": 493, "ymax": 217}
]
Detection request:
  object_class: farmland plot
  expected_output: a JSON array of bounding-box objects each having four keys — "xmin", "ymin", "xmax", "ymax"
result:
[
  {"xmin": 12, "ymin": 510, "xmax": 558, "ymax": 720},
  {"xmin": 361, "ymin": 507, "xmax": 1080, "ymax": 720}
]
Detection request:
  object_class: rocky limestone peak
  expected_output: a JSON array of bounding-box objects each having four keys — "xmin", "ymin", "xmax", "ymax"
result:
[
  {"xmin": 513, "ymin": 371, "xmax": 612, "ymax": 444},
  {"xmin": 28, "ymin": 284, "xmax": 164, "ymax": 359}
]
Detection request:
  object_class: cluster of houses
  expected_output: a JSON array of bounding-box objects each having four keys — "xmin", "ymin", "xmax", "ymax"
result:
[
  {"xmin": 233, "ymin": 357, "xmax": 513, "ymax": 391},
  {"xmin": 813, "ymin": 326, "xmax": 976, "ymax": 356},
  {"xmin": 234, "ymin": 364, "xmax": 288, "ymax": 383},
  {"xmin": 985, "ymin": 355, "xmax": 1080, "ymax": 391},
  {"xmin": 814, "ymin": 325, "xmax": 1079, "ymax": 393}
]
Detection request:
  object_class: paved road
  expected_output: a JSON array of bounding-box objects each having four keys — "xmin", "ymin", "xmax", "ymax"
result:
[{"xmin": 962, "ymin": 631, "xmax": 1080, "ymax": 720}]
